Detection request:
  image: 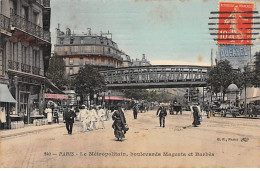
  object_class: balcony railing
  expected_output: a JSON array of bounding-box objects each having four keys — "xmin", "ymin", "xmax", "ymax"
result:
[
  {"xmin": 8, "ymin": 60, "xmax": 41, "ymax": 75},
  {"xmin": 0, "ymin": 14, "xmax": 11, "ymax": 33},
  {"xmin": 32, "ymin": 66, "xmax": 40, "ymax": 75},
  {"xmin": 21, "ymin": 63, "xmax": 31, "ymax": 73},
  {"xmin": 84, "ymin": 60, "xmax": 118, "ymax": 68},
  {"xmin": 10, "ymin": 13, "xmax": 51, "ymax": 42}
]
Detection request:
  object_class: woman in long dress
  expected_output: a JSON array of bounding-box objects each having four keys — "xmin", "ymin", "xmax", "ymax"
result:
[
  {"xmin": 97, "ymin": 106, "xmax": 105, "ymax": 129},
  {"xmin": 190, "ymin": 105, "xmax": 200, "ymax": 127},
  {"xmin": 112, "ymin": 104, "xmax": 128, "ymax": 141},
  {"xmin": 45, "ymin": 105, "xmax": 52, "ymax": 124}
]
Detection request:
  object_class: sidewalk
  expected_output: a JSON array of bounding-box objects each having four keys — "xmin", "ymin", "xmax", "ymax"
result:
[{"xmin": 0, "ymin": 123, "xmax": 64, "ymax": 139}]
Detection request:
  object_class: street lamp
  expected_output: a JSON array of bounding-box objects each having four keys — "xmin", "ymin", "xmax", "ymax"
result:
[
  {"xmin": 14, "ymin": 76, "xmax": 18, "ymax": 116},
  {"xmin": 196, "ymin": 88, "xmax": 199, "ymax": 103},
  {"xmin": 186, "ymin": 89, "xmax": 190, "ymax": 103},
  {"xmin": 94, "ymin": 94, "xmax": 97, "ymax": 105},
  {"xmin": 108, "ymin": 91, "xmax": 111, "ymax": 110}
]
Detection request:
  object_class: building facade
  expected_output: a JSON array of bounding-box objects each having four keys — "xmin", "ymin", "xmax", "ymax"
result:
[
  {"xmin": 132, "ymin": 54, "xmax": 151, "ymax": 67},
  {"xmin": 54, "ymin": 27, "xmax": 129, "ymax": 78},
  {"xmin": 0, "ymin": 0, "xmax": 51, "ymax": 127}
]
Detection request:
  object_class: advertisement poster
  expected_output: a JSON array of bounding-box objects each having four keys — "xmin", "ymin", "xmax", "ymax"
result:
[{"xmin": 0, "ymin": 0, "xmax": 260, "ymax": 168}]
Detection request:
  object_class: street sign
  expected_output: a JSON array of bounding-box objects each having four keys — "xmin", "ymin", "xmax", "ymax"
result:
[{"xmin": 217, "ymin": 2, "xmax": 254, "ymax": 45}]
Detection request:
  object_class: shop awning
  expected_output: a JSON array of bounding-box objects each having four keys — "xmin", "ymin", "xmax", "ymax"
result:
[
  {"xmin": 99, "ymin": 96, "xmax": 132, "ymax": 101},
  {"xmin": 45, "ymin": 78, "xmax": 64, "ymax": 94},
  {"xmin": 44, "ymin": 93, "xmax": 68, "ymax": 100},
  {"xmin": 0, "ymin": 84, "xmax": 17, "ymax": 103}
]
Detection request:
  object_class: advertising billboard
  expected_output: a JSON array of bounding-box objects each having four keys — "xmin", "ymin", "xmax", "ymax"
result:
[
  {"xmin": 218, "ymin": 2, "xmax": 254, "ymax": 45},
  {"xmin": 218, "ymin": 45, "xmax": 250, "ymax": 69}
]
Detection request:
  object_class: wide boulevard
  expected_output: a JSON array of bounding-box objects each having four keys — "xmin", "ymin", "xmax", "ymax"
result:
[{"xmin": 0, "ymin": 110, "xmax": 259, "ymax": 168}]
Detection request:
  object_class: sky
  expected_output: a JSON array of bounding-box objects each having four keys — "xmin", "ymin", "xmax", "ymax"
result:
[{"xmin": 50, "ymin": 0, "xmax": 260, "ymax": 66}]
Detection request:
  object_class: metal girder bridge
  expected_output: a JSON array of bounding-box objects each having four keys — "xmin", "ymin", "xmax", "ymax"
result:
[{"xmin": 100, "ymin": 65, "xmax": 210, "ymax": 89}]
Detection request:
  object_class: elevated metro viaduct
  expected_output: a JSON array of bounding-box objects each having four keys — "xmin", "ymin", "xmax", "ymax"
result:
[{"xmin": 100, "ymin": 65, "xmax": 211, "ymax": 89}]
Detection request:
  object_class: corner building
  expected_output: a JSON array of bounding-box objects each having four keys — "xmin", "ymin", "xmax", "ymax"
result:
[
  {"xmin": 54, "ymin": 28, "xmax": 131, "ymax": 78},
  {"xmin": 0, "ymin": 0, "xmax": 51, "ymax": 127}
]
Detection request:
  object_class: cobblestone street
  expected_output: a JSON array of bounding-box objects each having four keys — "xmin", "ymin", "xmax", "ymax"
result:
[{"xmin": 1, "ymin": 110, "xmax": 259, "ymax": 168}]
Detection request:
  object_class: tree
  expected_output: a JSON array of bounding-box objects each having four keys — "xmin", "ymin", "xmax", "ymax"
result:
[
  {"xmin": 207, "ymin": 60, "xmax": 233, "ymax": 100},
  {"xmin": 46, "ymin": 56, "xmax": 67, "ymax": 90},
  {"xmin": 123, "ymin": 89, "xmax": 175, "ymax": 103},
  {"xmin": 122, "ymin": 89, "xmax": 149, "ymax": 101},
  {"xmin": 252, "ymin": 52, "xmax": 260, "ymax": 87},
  {"xmin": 232, "ymin": 66, "xmax": 253, "ymax": 90},
  {"xmin": 74, "ymin": 65, "xmax": 106, "ymax": 100}
]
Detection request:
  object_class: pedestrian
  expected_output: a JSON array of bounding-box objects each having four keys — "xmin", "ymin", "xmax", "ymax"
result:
[
  {"xmin": 88, "ymin": 106, "xmax": 96, "ymax": 130},
  {"xmin": 96, "ymin": 106, "xmax": 105, "ymax": 129},
  {"xmin": 45, "ymin": 105, "xmax": 52, "ymax": 124},
  {"xmin": 79, "ymin": 105, "xmax": 88, "ymax": 132},
  {"xmin": 156, "ymin": 104, "xmax": 167, "ymax": 128},
  {"xmin": 53, "ymin": 109, "xmax": 59, "ymax": 124},
  {"xmin": 190, "ymin": 104, "xmax": 201, "ymax": 127},
  {"xmin": 100, "ymin": 106, "xmax": 108, "ymax": 121},
  {"xmin": 92, "ymin": 105, "xmax": 99, "ymax": 129},
  {"xmin": 112, "ymin": 103, "xmax": 128, "ymax": 141},
  {"xmin": 64, "ymin": 106, "xmax": 76, "ymax": 134},
  {"xmin": 204, "ymin": 102, "xmax": 210, "ymax": 118},
  {"xmin": 133, "ymin": 104, "xmax": 138, "ymax": 119}
]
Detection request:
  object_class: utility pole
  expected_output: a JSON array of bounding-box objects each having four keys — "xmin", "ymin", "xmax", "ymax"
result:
[{"xmin": 211, "ymin": 48, "xmax": 213, "ymax": 68}]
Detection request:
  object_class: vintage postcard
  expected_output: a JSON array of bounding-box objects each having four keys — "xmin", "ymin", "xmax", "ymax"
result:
[{"xmin": 0, "ymin": 0, "xmax": 260, "ymax": 168}]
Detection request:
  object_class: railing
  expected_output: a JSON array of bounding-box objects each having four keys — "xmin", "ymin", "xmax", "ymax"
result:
[
  {"xmin": 21, "ymin": 63, "xmax": 31, "ymax": 73},
  {"xmin": 8, "ymin": 60, "xmax": 20, "ymax": 71},
  {"xmin": 100, "ymin": 65, "xmax": 210, "ymax": 89},
  {"xmin": 8, "ymin": 60, "xmax": 41, "ymax": 75},
  {"xmin": 0, "ymin": 14, "xmax": 11, "ymax": 32},
  {"xmin": 10, "ymin": 13, "xmax": 51, "ymax": 42},
  {"xmin": 43, "ymin": 31, "xmax": 51, "ymax": 42},
  {"xmin": 32, "ymin": 66, "xmax": 40, "ymax": 75},
  {"xmin": 84, "ymin": 60, "xmax": 117, "ymax": 68},
  {"xmin": 57, "ymin": 49, "xmax": 123, "ymax": 61}
]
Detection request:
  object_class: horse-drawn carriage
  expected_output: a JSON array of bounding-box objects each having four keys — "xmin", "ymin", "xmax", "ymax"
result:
[{"xmin": 169, "ymin": 104, "xmax": 182, "ymax": 115}]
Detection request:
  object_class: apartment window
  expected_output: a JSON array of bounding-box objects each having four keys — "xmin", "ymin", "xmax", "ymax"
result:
[
  {"xmin": 80, "ymin": 38, "xmax": 85, "ymax": 44},
  {"xmin": 69, "ymin": 67, "xmax": 73, "ymax": 75},
  {"xmin": 70, "ymin": 38, "xmax": 74, "ymax": 44},
  {"xmin": 33, "ymin": 11, "xmax": 39, "ymax": 25},
  {"xmin": 22, "ymin": 46, "xmax": 27, "ymax": 64},
  {"xmin": 80, "ymin": 57, "xmax": 83, "ymax": 65},
  {"xmin": 10, "ymin": 0, "xmax": 17, "ymax": 14},
  {"xmin": 21, "ymin": 6, "xmax": 29, "ymax": 19},
  {"xmin": 60, "ymin": 38, "xmax": 64, "ymax": 45},
  {"xmin": 12, "ymin": 42, "xmax": 15, "ymax": 61},
  {"xmin": 33, "ymin": 50, "xmax": 40, "ymax": 67},
  {"xmin": 69, "ymin": 58, "xmax": 74, "ymax": 65}
]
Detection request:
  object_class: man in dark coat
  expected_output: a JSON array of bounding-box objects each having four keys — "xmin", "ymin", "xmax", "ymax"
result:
[
  {"xmin": 133, "ymin": 104, "xmax": 138, "ymax": 119},
  {"xmin": 156, "ymin": 105, "xmax": 167, "ymax": 128},
  {"xmin": 64, "ymin": 106, "xmax": 76, "ymax": 134},
  {"xmin": 204, "ymin": 102, "xmax": 210, "ymax": 118}
]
